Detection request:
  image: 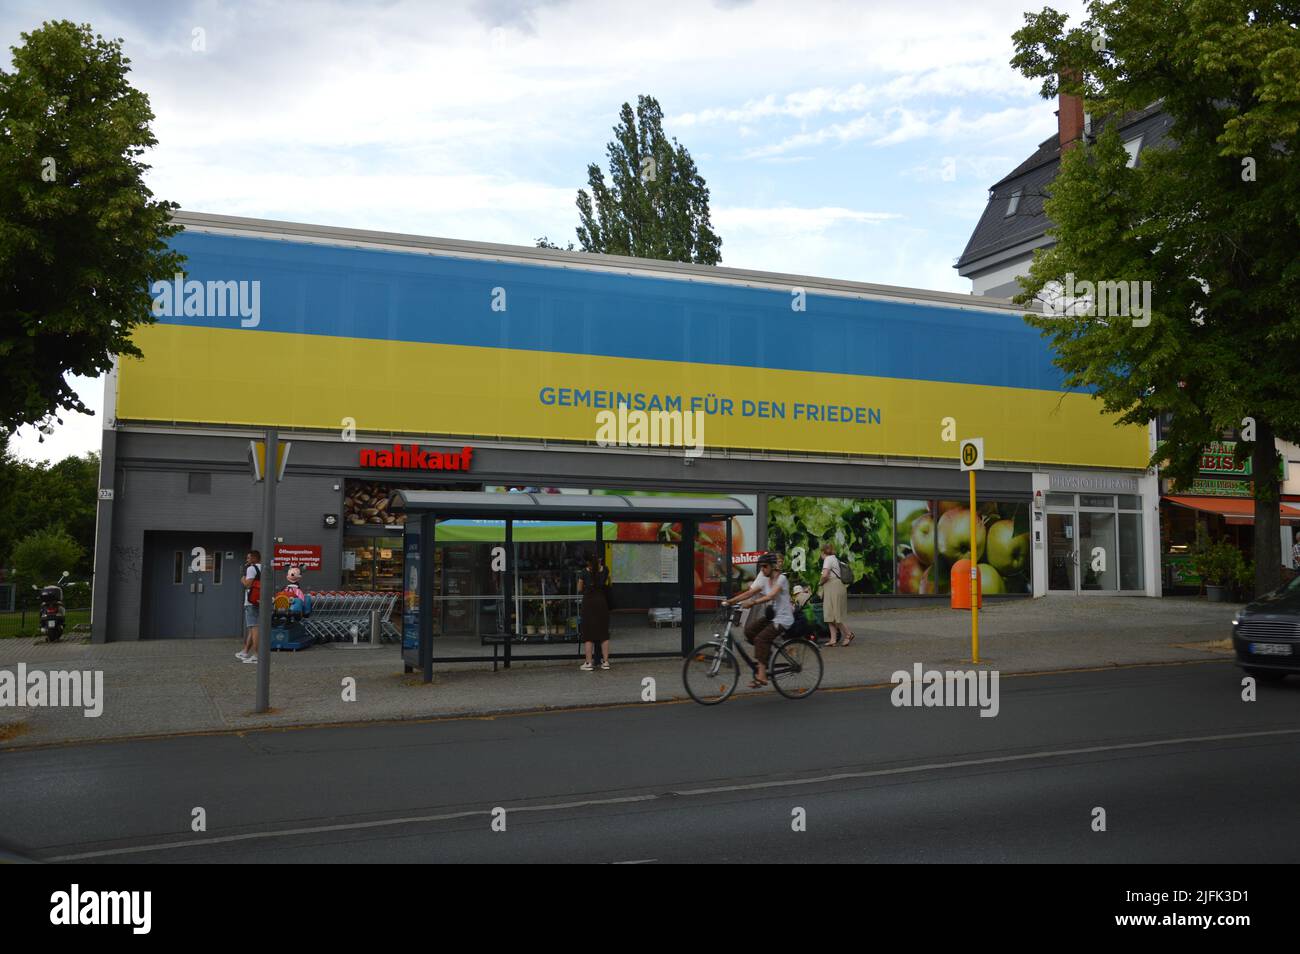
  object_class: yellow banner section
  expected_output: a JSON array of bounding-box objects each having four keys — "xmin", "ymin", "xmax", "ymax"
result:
[{"xmin": 117, "ymin": 325, "xmax": 1148, "ymax": 468}]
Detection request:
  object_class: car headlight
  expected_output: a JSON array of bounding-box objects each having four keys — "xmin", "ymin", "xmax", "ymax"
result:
[{"xmin": 1232, "ymin": 610, "xmax": 1245, "ymax": 625}]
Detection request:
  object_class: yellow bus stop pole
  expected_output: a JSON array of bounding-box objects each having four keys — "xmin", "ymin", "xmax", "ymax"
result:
[{"xmin": 970, "ymin": 468, "xmax": 979, "ymax": 664}]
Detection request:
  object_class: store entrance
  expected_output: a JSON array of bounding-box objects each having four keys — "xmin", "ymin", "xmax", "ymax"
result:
[
  {"xmin": 1047, "ymin": 513, "xmax": 1076, "ymax": 591},
  {"xmin": 142, "ymin": 531, "xmax": 252, "ymax": 637},
  {"xmin": 1046, "ymin": 492, "xmax": 1145, "ymax": 593}
]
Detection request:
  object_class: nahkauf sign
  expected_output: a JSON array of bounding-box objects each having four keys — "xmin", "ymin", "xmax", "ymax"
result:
[{"xmin": 360, "ymin": 445, "xmax": 474, "ymax": 472}]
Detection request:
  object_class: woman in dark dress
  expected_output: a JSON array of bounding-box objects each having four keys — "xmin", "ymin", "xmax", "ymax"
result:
[{"xmin": 578, "ymin": 555, "xmax": 611, "ymax": 671}]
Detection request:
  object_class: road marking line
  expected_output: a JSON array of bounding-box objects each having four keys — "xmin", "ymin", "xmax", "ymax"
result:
[{"xmin": 46, "ymin": 725, "xmax": 1300, "ymax": 861}]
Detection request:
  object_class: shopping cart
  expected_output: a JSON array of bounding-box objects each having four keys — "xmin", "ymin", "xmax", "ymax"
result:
[{"xmin": 303, "ymin": 591, "xmax": 401, "ymax": 644}]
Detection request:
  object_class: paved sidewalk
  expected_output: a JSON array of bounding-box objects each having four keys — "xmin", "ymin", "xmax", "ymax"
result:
[{"xmin": 0, "ymin": 596, "xmax": 1238, "ymax": 749}]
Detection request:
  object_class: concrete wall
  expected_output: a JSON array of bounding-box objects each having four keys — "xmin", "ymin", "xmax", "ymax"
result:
[
  {"xmin": 96, "ymin": 428, "xmax": 1100, "ymax": 640},
  {"xmin": 98, "ymin": 432, "xmax": 344, "ymax": 641}
]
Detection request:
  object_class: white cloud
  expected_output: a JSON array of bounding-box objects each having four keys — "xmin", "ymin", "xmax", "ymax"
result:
[
  {"xmin": 0, "ymin": 0, "xmax": 1086, "ymax": 459},
  {"xmin": 744, "ymin": 104, "xmax": 1053, "ymax": 157},
  {"xmin": 716, "ymin": 205, "xmax": 900, "ymax": 235},
  {"xmin": 7, "ymin": 376, "xmax": 104, "ymax": 465}
]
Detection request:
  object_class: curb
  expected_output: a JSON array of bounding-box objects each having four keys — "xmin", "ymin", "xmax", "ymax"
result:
[{"xmin": 0, "ymin": 656, "xmax": 1237, "ymax": 753}]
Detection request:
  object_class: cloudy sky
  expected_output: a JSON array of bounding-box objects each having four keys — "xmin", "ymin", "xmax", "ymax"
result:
[{"xmin": 2, "ymin": 0, "xmax": 1083, "ymax": 463}]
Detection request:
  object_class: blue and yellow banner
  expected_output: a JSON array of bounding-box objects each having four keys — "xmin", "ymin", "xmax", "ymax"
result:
[{"xmin": 117, "ymin": 231, "xmax": 1149, "ymax": 468}]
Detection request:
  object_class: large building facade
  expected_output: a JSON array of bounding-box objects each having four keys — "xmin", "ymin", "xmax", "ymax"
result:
[{"xmin": 90, "ymin": 212, "xmax": 1161, "ymax": 642}]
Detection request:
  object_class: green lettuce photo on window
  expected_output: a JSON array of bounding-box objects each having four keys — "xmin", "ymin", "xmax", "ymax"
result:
[{"xmin": 767, "ymin": 496, "xmax": 893, "ymax": 595}]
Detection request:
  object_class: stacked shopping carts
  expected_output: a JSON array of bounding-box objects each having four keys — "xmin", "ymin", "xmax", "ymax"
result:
[{"xmin": 304, "ymin": 591, "xmax": 401, "ymax": 644}]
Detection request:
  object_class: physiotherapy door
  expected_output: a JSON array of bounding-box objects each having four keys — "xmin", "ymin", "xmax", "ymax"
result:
[
  {"xmin": 1047, "ymin": 513, "xmax": 1077, "ymax": 592},
  {"xmin": 143, "ymin": 531, "xmax": 252, "ymax": 638}
]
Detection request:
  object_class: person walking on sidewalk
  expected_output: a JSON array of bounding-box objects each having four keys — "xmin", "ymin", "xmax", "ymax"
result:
[
  {"xmin": 578, "ymin": 553, "xmax": 612, "ymax": 671},
  {"xmin": 820, "ymin": 541, "xmax": 855, "ymax": 647},
  {"xmin": 238, "ymin": 550, "xmax": 262, "ymax": 664}
]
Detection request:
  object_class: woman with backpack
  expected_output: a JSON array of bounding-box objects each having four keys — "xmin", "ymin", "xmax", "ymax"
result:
[{"xmin": 820, "ymin": 541, "xmax": 855, "ymax": 647}]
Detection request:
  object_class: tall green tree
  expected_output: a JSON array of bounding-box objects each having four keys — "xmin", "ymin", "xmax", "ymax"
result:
[
  {"xmin": 11, "ymin": 526, "xmax": 83, "ymax": 591},
  {"xmin": 0, "ymin": 441, "xmax": 99, "ymax": 577},
  {"xmin": 1011, "ymin": 1, "xmax": 1300, "ymax": 596},
  {"xmin": 0, "ymin": 20, "xmax": 183, "ymax": 433},
  {"xmin": 569, "ymin": 95, "xmax": 722, "ymax": 264}
]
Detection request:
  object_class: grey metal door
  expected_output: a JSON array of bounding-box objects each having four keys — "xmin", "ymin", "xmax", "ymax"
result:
[{"xmin": 144, "ymin": 532, "xmax": 251, "ymax": 638}]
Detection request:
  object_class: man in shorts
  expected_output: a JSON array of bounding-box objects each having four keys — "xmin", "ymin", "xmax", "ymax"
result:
[{"xmin": 238, "ymin": 550, "xmax": 262, "ymax": 664}]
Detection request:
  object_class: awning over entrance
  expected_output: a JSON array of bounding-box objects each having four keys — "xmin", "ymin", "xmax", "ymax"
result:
[
  {"xmin": 388, "ymin": 490, "xmax": 752, "ymax": 522},
  {"xmin": 1163, "ymin": 495, "xmax": 1300, "ymax": 525}
]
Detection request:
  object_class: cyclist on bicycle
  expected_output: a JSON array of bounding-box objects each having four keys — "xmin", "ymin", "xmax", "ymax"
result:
[{"xmin": 721, "ymin": 552, "xmax": 793, "ymax": 687}]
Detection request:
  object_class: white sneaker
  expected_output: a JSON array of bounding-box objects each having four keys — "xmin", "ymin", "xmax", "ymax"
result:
[
  {"xmin": 600, "ymin": 660, "xmax": 610, "ymax": 670},
  {"xmin": 579, "ymin": 662, "xmax": 593, "ymax": 671},
  {"xmin": 236, "ymin": 651, "xmax": 250, "ymax": 660},
  {"xmin": 242, "ymin": 655, "xmax": 258, "ymax": 664}
]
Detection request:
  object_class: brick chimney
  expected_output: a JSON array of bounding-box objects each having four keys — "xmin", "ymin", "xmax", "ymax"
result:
[{"xmin": 1057, "ymin": 74, "xmax": 1086, "ymax": 152}]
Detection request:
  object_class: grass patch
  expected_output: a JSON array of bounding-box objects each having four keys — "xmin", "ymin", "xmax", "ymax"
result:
[{"xmin": 0, "ymin": 608, "xmax": 90, "ymax": 639}]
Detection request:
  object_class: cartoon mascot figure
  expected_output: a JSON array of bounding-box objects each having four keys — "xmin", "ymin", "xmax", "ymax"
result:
[{"xmin": 281, "ymin": 564, "xmax": 311, "ymax": 618}]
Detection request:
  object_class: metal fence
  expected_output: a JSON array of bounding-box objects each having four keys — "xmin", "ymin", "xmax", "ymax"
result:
[
  {"xmin": 303, "ymin": 591, "xmax": 401, "ymax": 644},
  {"xmin": 0, "ymin": 607, "xmax": 92, "ymax": 639}
]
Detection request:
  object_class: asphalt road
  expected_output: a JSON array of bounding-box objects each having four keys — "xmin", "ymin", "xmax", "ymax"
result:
[{"xmin": 2, "ymin": 659, "xmax": 1298, "ymax": 863}]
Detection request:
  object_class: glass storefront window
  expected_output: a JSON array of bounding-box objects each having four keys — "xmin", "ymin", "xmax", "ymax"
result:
[
  {"xmin": 373, "ymin": 536, "xmax": 403, "ymax": 592},
  {"xmin": 1079, "ymin": 494, "xmax": 1115, "ymax": 508},
  {"xmin": 1119, "ymin": 513, "xmax": 1144, "ymax": 590},
  {"xmin": 1047, "ymin": 493, "xmax": 1074, "ymax": 507},
  {"xmin": 896, "ymin": 500, "xmax": 940, "ymax": 595},
  {"xmin": 431, "ymin": 521, "xmax": 509, "ymax": 639},
  {"xmin": 1078, "ymin": 511, "xmax": 1118, "ymax": 591},
  {"xmin": 342, "ymin": 536, "xmax": 374, "ymax": 588},
  {"xmin": 768, "ymin": 495, "xmax": 894, "ymax": 595},
  {"xmin": 514, "ymin": 535, "xmax": 590, "ymax": 641},
  {"xmin": 894, "ymin": 499, "xmax": 1032, "ymax": 596},
  {"xmin": 1118, "ymin": 494, "xmax": 1141, "ymax": 510}
]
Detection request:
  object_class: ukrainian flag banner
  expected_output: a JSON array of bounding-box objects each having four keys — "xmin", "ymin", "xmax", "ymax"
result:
[{"xmin": 117, "ymin": 231, "xmax": 1148, "ymax": 469}]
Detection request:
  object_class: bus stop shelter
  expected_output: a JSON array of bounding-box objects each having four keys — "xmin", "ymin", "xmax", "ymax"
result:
[{"xmin": 388, "ymin": 490, "xmax": 753, "ymax": 683}]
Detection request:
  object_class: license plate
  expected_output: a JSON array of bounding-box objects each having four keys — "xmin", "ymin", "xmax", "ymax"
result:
[
  {"xmin": 45, "ymin": 621, "xmax": 56, "ymax": 629},
  {"xmin": 1249, "ymin": 642, "xmax": 1291, "ymax": 656}
]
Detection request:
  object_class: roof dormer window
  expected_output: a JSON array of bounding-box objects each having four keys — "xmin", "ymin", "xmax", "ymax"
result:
[
  {"xmin": 1004, "ymin": 188, "xmax": 1022, "ymax": 217},
  {"xmin": 1124, "ymin": 136, "xmax": 1143, "ymax": 167}
]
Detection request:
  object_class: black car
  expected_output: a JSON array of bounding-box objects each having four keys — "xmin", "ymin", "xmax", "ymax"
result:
[{"xmin": 1233, "ymin": 575, "xmax": 1300, "ymax": 681}]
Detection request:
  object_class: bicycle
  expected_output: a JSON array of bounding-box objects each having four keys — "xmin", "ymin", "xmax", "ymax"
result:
[{"xmin": 682, "ymin": 604, "xmax": 824, "ymax": 705}]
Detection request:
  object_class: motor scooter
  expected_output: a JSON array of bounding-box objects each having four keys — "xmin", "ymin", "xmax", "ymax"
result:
[{"xmin": 32, "ymin": 571, "xmax": 70, "ymax": 642}]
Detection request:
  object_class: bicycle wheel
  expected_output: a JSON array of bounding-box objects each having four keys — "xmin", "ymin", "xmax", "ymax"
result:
[
  {"xmin": 770, "ymin": 638, "xmax": 823, "ymax": 699},
  {"xmin": 683, "ymin": 642, "xmax": 740, "ymax": 705}
]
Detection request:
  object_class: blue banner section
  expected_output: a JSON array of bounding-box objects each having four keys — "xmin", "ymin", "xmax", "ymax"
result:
[{"xmin": 162, "ymin": 231, "xmax": 1066, "ymax": 392}]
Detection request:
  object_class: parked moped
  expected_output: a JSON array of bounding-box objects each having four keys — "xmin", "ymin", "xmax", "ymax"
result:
[{"xmin": 32, "ymin": 571, "xmax": 70, "ymax": 642}]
